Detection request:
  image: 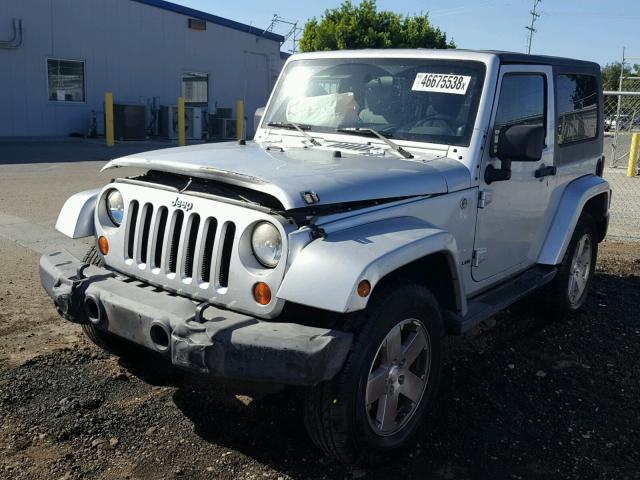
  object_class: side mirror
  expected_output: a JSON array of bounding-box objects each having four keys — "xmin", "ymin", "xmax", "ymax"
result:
[
  {"xmin": 485, "ymin": 124, "xmax": 545, "ymax": 184},
  {"xmin": 497, "ymin": 124, "xmax": 545, "ymax": 162},
  {"xmin": 254, "ymin": 107, "xmax": 266, "ymax": 132}
]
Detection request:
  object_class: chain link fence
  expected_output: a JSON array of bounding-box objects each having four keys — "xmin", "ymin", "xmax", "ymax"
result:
[
  {"xmin": 604, "ymin": 166, "xmax": 640, "ymax": 240},
  {"xmin": 604, "ymin": 77, "xmax": 640, "ymax": 169},
  {"xmin": 603, "ymin": 75, "xmax": 640, "ymax": 240}
]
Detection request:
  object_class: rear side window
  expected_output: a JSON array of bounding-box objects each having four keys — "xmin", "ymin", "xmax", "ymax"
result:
[
  {"xmin": 491, "ymin": 74, "xmax": 546, "ymax": 156},
  {"xmin": 556, "ymin": 74, "xmax": 598, "ymax": 145}
]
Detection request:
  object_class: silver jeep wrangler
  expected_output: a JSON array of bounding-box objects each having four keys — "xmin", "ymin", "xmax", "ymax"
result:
[{"xmin": 40, "ymin": 50, "xmax": 610, "ymax": 464}]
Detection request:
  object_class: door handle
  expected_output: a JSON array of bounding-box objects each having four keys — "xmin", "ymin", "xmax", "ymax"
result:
[{"xmin": 534, "ymin": 165, "xmax": 557, "ymax": 178}]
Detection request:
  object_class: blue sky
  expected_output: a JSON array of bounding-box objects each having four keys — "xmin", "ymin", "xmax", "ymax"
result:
[{"xmin": 179, "ymin": 0, "xmax": 640, "ymax": 66}]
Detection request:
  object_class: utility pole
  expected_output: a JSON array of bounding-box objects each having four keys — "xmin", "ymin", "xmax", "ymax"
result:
[
  {"xmin": 525, "ymin": 0, "xmax": 541, "ymax": 54},
  {"xmin": 262, "ymin": 14, "xmax": 302, "ymax": 53},
  {"xmin": 611, "ymin": 47, "xmax": 625, "ymax": 165}
]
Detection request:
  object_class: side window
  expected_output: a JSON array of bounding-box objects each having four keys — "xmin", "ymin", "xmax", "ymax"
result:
[
  {"xmin": 491, "ymin": 74, "xmax": 546, "ymax": 156},
  {"xmin": 556, "ymin": 74, "xmax": 598, "ymax": 145}
]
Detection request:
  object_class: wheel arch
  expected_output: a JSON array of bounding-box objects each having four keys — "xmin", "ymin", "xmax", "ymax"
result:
[
  {"xmin": 538, "ymin": 175, "xmax": 610, "ymax": 265},
  {"xmin": 55, "ymin": 188, "xmax": 100, "ymax": 238},
  {"xmin": 582, "ymin": 191, "xmax": 609, "ymax": 243},
  {"xmin": 371, "ymin": 251, "xmax": 461, "ymax": 317},
  {"xmin": 277, "ymin": 216, "xmax": 466, "ymax": 315}
]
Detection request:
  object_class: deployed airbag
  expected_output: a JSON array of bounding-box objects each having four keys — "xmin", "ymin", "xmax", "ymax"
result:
[{"xmin": 287, "ymin": 92, "xmax": 359, "ymax": 128}]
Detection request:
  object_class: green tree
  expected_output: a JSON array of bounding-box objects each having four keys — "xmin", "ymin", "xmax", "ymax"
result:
[
  {"xmin": 601, "ymin": 62, "xmax": 638, "ymax": 91},
  {"xmin": 299, "ymin": 1, "xmax": 455, "ymax": 52}
]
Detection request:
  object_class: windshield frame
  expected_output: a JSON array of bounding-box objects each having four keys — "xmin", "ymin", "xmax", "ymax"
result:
[{"xmin": 261, "ymin": 57, "xmax": 488, "ymax": 148}]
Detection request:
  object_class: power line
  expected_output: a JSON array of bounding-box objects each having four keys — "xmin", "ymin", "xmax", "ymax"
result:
[
  {"xmin": 525, "ymin": 0, "xmax": 542, "ymax": 55},
  {"xmin": 542, "ymin": 10, "xmax": 640, "ymax": 20}
]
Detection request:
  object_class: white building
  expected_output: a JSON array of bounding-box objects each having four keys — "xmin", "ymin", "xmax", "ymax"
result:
[{"xmin": 0, "ymin": 0, "xmax": 286, "ymax": 138}]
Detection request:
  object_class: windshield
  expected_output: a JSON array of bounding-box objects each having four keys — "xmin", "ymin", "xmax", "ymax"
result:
[{"xmin": 263, "ymin": 58, "xmax": 486, "ymax": 147}]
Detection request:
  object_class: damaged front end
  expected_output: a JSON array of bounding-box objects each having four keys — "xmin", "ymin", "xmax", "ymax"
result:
[{"xmin": 39, "ymin": 250, "xmax": 352, "ymax": 386}]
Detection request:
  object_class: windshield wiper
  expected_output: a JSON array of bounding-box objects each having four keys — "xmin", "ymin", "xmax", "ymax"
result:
[
  {"xmin": 336, "ymin": 127, "xmax": 413, "ymax": 159},
  {"xmin": 267, "ymin": 122, "xmax": 321, "ymax": 146}
]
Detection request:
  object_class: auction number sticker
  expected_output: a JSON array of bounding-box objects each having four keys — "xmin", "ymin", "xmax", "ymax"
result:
[{"xmin": 412, "ymin": 73, "xmax": 471, "ymax": 95}]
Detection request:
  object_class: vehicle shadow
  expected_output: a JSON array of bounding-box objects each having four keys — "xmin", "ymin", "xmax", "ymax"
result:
[
  {"xmin": 116, "ymin": 271, "xmax": 639, "ymax": 480},
  {"xmin": 117, "ymin": 352, "xmax": 336, "ymax": 477}
]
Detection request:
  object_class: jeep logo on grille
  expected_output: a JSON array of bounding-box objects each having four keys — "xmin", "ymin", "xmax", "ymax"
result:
[{"xmin": 171, "ymin": 197, "xmax": 193, "ymax": 211}]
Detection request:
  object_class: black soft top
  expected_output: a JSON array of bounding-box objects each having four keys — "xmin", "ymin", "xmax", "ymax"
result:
[{"xmin": 457, "ymin": 49, "xmax": 601, "ymax": 74}]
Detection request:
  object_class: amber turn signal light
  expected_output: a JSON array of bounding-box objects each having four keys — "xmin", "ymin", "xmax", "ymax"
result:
[
  {"xmin": 98, "ymin": 236, "xmax": 109, "ymax": 255},
  {"xmin": 357, "ymin": 280, "xmax": 371, "ymax": 298},
  {"xmin": 253, "ymin": 282, "xmax": 272, "ymax": 305}
]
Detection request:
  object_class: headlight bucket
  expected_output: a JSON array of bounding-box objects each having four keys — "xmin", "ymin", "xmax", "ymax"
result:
[
  {"xmin": 105, "ymin": 189, "xmax": 124, "ymax": 226},
  {"xmin": 251, "ymin": 222, "xmax": 282, "ymax": 268}
]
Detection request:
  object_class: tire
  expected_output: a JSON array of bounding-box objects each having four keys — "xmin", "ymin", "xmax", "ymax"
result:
[
  {"xmin": 82, "ymin": 243, "xmax": 105, "ymax": 268},
  {"xmin": 543, "ymin": 213, "xmax": 598, "ymax": 319},
  {"xmin": 80, "ymin": 245, "xmax": 133, "ymax": 355},
  {"xmin": 303, "ymin": 283, "xmax": 444, "ymax": 465}
]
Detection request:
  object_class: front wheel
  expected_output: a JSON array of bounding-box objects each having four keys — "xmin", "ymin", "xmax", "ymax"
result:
[{"xmin": 303, "ymin": 283, "xmax": 444, "ymax": 465}]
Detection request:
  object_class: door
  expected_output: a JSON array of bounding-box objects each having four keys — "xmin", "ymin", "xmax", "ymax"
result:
[{"xmin": 472, "ymin": 65, "xmax": 555, "ymax": 282}]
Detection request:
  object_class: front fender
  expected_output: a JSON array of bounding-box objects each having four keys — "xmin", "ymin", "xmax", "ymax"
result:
[
  {"xmin": 277, "ymin": 216, "xmax": 464, "ymax": 314},
  {"xmin": 55, "ymin": 189, "xmax": 100, "ymax": 239},
  {"xmin": 538, "ymin": 175, "xmax": 610, "ymax": 265}
]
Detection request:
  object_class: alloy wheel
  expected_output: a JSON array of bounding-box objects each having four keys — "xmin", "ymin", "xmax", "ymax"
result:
[
  {"xmin": 567, "ymin": 233, "xmax": 592, "ymax": 307},
  {"xmin": 365, "ymin": 318, "xmax": 431, "ymax": 436}
]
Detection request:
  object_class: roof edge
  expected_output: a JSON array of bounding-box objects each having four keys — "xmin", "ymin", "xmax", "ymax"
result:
[
  {"xmin": 131, "ymin": 0, "xmax": 284, "ymax": 43},
  {"xmin": 285, "ymin": 48, "xmax": 600, "ymax": 70}
]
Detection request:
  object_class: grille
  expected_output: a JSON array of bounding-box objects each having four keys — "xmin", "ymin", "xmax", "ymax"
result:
[
  {"xmin": 125, "ymin": 201, "xmax": 235, "ymax": 287},
  {"xmin": 100, "ymin": 183, "xmax": 288, "ymax": 317}
]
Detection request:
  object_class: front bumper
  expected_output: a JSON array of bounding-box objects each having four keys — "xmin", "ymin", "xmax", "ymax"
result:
[{"xmin": 39, "ymin": 250, "xmax": 352, "ymax": 386}]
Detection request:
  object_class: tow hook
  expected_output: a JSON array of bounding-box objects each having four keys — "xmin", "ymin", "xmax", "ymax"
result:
[{"xmin": 194, "ymin": 302, "xmax": 216, "ymax": 323}]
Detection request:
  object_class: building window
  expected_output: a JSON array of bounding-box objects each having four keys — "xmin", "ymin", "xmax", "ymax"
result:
[
  {"xmin": 182, "ymin": 72, "xmax": 208, "ymax": 105},
  {"xmin": 556, "ymin": 74, "xmax": 598, "ymax": 145},
  {"xmin": 47, "ymin": 59, "xmax": 85, "ymax": 102}
]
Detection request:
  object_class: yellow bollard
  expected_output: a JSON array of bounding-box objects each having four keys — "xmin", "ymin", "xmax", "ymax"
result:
[
  {"xmin": 236, "ymin": 99, "xmax": 245, "ymax": 142},
  {"xmin": 105, "ymin": 92, "xmax": 114, "ymax": 147},
  {"xmin": 177, "ymin": 96, "xmax": 186, "ymax": 146},
  {"xmin": 628, "ymin": 132, "xmax": 639, "ymax": 177}
]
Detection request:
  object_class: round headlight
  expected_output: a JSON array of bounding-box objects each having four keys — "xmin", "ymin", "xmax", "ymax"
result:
[
  {"xmin": 106, "ymin": 189, "xmax": 124, "ymax": 226},
  {"xmin": 251, "ymin": 222, "xmax": 282, "ymax": 268}
]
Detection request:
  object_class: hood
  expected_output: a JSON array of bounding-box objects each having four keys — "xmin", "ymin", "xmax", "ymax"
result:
[{"xmin": 102, "ymin": 142, "xmax": 470, "ymax": 210}]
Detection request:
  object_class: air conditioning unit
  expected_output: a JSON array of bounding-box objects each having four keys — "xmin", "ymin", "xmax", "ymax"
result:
[
  {"xmin": 113, "ymin": 104, "xmax": 146, "ymax": 140},
  {"xmin": 159, "ymin": 106, "xmax": 202, "ymax": 140},
  {"xmin": 209, "ymin": 117, "xmax": 236, "ymax": 140}
]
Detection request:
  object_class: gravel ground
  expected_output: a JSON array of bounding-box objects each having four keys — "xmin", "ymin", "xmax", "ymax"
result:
[
  {"xmin": 603, "ymin": 166, "xmax": 640, "ymax": 241},
  {"xmin": 0, "ymin": 239, "xmax": 638, "ymax": 480}
]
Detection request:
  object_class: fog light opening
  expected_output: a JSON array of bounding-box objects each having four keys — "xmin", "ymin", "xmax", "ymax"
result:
[
  {"xmin": 149, "ymin": 323, "xmax": 170, "ymax": 352},
  {"xmin": 84, "ymin": 296, "xmax": 102, "ymax": 325}
]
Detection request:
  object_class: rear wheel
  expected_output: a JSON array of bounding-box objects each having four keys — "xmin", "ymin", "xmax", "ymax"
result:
[
  {"xmin": 543, "ymin": 213, "xmax": 598, "ymax": 319},
  {"xmin": 303, "ymin": 283, "xmax": 444, "ymax": 465}
]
